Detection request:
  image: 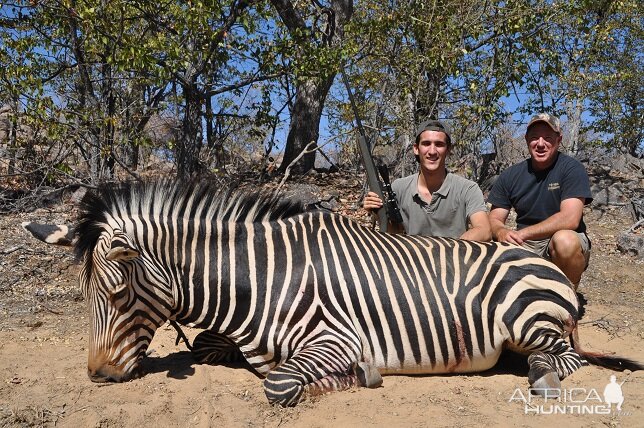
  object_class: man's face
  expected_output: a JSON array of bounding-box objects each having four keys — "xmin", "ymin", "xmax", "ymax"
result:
[
  {"xmin": 525, "ymin": 122, "xmax": 561, "ymax": 170},
  {"xmin": 413, "ymin": 130, "xmax": 450, "ymax": 173}
]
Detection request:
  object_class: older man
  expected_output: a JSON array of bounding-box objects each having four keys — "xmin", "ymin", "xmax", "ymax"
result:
[
  {"xmin": 488, "ymin": 113, "xmax": 593, "ymax": 287},
  {"xmin": 364, "ymin": 120, "xmax": 491, "ymax": 241}
]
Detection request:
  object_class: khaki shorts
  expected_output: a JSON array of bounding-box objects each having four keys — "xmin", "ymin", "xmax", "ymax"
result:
[{"xmin": 522, "ymin": 232, "xmax": 592, "ymax": 270}]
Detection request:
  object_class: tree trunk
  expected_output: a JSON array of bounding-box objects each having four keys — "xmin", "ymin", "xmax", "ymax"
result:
[
  {"xmin": 102, "ymin": 63, "xmax": 116, "ymax": 179},
  {"xmin": 205, "ymin": 94, "xmax": 214, "ymax": 167},
  {"xmin": 280, "ymin": 77, "xmax": 334, "ymax": 174},
  {"xmin": 416, "ymin": 70, "xmax": 441, "ymax": 120},
  {"xmin": 624, "ymin": 89, "xmax": 641, "ymax": 158},
  {"xmin": 128, "ymin": 141, "xmax": 140, "ymax": 171},
  {"xmin": 273, "ymin": 0, "xmax": 354, "ymax": 175},
  {"xmin": 123, "ymin": 103, "xmax": 139, "ymax": 170},
  {"xmin": 213, "ymin": 115, "xmax": 226, "ymax": 169},
  {"xmin": 566, "ymin": 98, "xmax": 582, "ymax": 155},
  {"xmin": 176, "ymin": 82, "xmax": 203, "ymax": 178},
  {"xmin": 7, "ymin": 99, "xmax": 17, "ymax": 175},
  {"xmin": 400, "ymin": 92, "xmax": 416, "ymax": 177}
]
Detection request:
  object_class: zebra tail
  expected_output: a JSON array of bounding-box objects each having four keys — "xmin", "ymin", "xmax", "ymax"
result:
[{"xmin": 571, "ymin": 325, "xmax": 644, "ymax": 371}]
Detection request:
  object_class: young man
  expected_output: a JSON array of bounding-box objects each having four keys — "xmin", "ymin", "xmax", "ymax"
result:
[
  {"xmin": 363, "ymin": 120, "xmax": 491, "ymax": 241},
  {"xmin": 487, "ymin": 113, "xmax": 593, "ymax": 287}
]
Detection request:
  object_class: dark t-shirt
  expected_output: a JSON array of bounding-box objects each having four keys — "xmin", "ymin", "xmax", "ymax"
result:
[{"xmin": 487, "ymin": 152, "xmax": 593, "ymax": 233}]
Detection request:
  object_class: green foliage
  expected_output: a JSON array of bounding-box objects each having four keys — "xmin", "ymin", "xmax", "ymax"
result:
[
  {"xmin": 0, "ymin": 0, "xmax": 294, "ymax": 181},
  {"xmin": 1, "ymin": 0, "xmax": 640, "ymax": 188},
  {"xmin": 331, "ymin": 0, "xmax": 557, "ymax": 159},
  {"xmin": 327, "ymin": 0, "xmax": 642, "ymax": 164},
  {"xmin": 517, "ymin": 0, "xmax": 642, "ymax": 155}
]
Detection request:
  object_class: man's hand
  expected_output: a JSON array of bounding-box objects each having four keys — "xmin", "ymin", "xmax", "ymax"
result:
[
  {"xmin": 495, "ymin": 228, "xmax": 524, "ymax": 245},
  {"xmin": 489, "ymin": 205, "xmax": 523, "ymax": 245},
  {"xmin": 364, "ymin": 191, "xmax": 405, "ymax": 234},
  {"xmin": 363, "ymin": 191, "xmax": 384, "ymax": 211}
]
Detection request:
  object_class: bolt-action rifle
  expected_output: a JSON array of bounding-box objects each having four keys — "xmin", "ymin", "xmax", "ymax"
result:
[{"xmin": 340, "ymin": 70, "xmax": 403, "ymax": 233}]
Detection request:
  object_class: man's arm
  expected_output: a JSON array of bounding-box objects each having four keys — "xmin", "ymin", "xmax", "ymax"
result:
[
  {"xmin": 489, "ymin": 205, "xmax": 525, "ymax": 245},
  {"xmin": 514, "ymin": 197, "xmax": 585, "ymax": 241},
  {"xmin": 460, "ymin": 211, "xmax": 492, "ymax": 241},
  {"xmin": 460, "ymin": 183, "xmax": 492, "ymax": 241}
]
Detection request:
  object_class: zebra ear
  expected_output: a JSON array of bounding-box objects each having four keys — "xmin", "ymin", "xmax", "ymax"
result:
[
  {"xmin": 105, "ymin": 233, "xmax": 139, "ymax": 261},
  {"xmin": 22, "ymin": 222, "xmax": 74, "ymax": 247}
]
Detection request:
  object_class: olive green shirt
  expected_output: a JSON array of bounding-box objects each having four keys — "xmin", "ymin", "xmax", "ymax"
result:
[{"xmin": 391, "ymin": 172, "xmax": 487, "ymax": 237}]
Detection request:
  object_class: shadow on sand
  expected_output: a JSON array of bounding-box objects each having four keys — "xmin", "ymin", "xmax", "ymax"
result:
[{"xmin": 141, "ymin": 350, "xmax": 262, "ymax": 381}]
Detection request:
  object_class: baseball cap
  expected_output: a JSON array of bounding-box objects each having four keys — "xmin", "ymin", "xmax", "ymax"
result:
[
  {"xmin": 526, "ymin": 113, "xmax": 561, "ymax": 135},
  {"xmin": 415, "ymin": 119, "xmax": 451, "ymax": 145}
]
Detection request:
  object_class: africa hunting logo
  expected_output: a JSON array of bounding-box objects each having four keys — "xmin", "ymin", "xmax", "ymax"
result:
[{"xmin": 508, "ymin": 376, "xmax": 630, "ymax": 415}]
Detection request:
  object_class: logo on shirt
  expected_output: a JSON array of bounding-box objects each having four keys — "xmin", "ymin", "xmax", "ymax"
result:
[{"xmin": 548, "ymin": 182, "xmax": 560, "ymax": 191}]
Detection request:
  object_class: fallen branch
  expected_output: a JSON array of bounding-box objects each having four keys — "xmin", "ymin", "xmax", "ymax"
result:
[
  {"xmin": 275, "ymin": 138, "xmax": 337, "ymax": 192},
  {"xmin": 276, "ymin": 141, "xmax": 319, "ymax": 191},
  {"xmin": 1, "ymin": 245, "xmax": 26, "ymax": 255},
  {"xmin": 578, "ymin": 315, "xmax": 609, "ymax": 325},
  {"xmin": 627, "ymin": 218, "xmax": 644, "ymax": 233}
]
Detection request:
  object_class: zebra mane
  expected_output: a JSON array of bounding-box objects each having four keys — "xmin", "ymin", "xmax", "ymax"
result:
[{"xmin": 73, "ymin": 179, "xmax": 307, "ymax": 262}]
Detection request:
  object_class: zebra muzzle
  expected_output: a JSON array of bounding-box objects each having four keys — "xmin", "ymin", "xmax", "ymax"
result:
[{"xmin": 87, "ymin": 360, "xmax": 145, "ymax": 383}]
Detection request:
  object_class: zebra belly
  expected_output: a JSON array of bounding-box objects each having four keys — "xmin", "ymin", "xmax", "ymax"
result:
[
  {"xmin": 241, "ymin": 347, "xmax": 504, "ymax": 377},
  {"xmin": 374, "ymin": 348, "xmax": 504, "ymax": 375}
]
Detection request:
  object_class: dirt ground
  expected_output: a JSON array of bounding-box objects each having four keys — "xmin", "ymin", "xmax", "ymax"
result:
[{"xmin": 1, "ymin": 184, "xmax": 643, "ymax": 428}]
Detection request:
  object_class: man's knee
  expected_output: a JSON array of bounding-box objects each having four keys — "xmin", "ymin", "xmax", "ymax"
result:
[{"xmin": 549, "ymin": 230, "xmax": 583, "ymax": 260}]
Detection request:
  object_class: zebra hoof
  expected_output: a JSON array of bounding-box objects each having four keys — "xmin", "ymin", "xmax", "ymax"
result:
[
  {"xmin": 355, "ymin": 362, "xmax": 383, "ymax": 388},
  {"xmin": 530, "ymin": 371, "xmax": 561, "ymax": 397}
]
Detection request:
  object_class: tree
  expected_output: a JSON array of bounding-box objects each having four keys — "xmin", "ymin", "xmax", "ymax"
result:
[
  {"xmin": 271, "ymin": 0, "xmax": 353, "ymax": 175},
  {"xmin": 1, "ymin": 0, "xmax": 287, "ymax": 182},
  {"xmin": 582, "ymin": 1, "xmax": 643, "ymax": 157},
  {"xmin": 518, "ymin": 0, "xmax": 642, "ymax": 156},
  {"xmin": 327, "ymin": 0, "xmax": 555, "ymax": 179},
  {"xmin": 0, "ymin": 1, "xmax": 171, "ymax": 184}
]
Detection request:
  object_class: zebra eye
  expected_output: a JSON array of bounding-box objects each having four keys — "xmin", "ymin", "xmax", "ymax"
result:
[{"xmin": 110, "ymin": 284, "xmax": 128, "ymax": 299}]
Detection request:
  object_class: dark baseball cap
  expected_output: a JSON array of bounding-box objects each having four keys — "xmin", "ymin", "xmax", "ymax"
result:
[{"xmin": 415, "ymin": 119, "xmax": 451, "ymax": 145}]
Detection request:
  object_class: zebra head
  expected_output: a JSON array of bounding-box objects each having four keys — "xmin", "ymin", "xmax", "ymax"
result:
[
  {"xmin": 80, "ymin": 226, "xmax": 169, "ymax": 383},
  {"xmin": 22, "ymin": 220, "xmax": 172, "ymax": 383}
]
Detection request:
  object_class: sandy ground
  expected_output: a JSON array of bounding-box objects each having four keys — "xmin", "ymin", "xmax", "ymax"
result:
[{"xmin": 1, "ymin": 201, "xmax": 643, "ymax": 428}]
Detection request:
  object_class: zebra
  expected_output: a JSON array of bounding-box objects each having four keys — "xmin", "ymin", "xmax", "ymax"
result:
[
  {"xmin": 192, "ymin": 330, "xmax": 245, "ymax": 365},
  {"xmin": 22, "ymin": 180, "xmax": 642, "ymax": 406}
]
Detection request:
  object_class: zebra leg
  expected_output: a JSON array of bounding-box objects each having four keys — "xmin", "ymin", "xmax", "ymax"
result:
[
  {"xmin": 191, "ymin": 330, "xmax": 244, "ymax": 365},
  {"xmin": 303, "ymin": 373, "xmax": 360, "ymax": 398},
  {"xmin": 355, "ymin": 361, "xmax": 383, "ymax": 388},
  {"xmin": 263, "ymin": 344, "xmax": 362, "ymax": 407},
  {"xmin": 528, "ymin": 353, "xmax": 562, "ymax": 396},
  {"xmin": 528, "ymin": 339, "xmax": 586, "ymax": 397},
  {"xmin": 303, "ymin": 362, "xmax": 382, "ymax": 398}
]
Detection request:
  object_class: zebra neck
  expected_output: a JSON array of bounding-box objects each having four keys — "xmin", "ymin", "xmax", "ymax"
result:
[{"xmin": 169, "ymin": 221, "xmax": 256, "ymax": 334}]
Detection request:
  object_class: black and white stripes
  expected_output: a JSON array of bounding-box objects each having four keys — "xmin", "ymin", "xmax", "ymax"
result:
[{"xmin": 23, "ymin": 180, "xmax": 643, "ymax": 405}]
